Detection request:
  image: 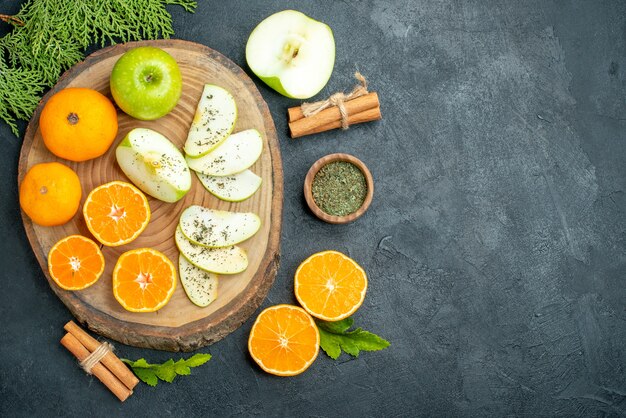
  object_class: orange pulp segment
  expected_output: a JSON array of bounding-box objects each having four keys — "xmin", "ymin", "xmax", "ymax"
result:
[
  {"xmin": 112, "ymin": 248, "xmax": 176, "ymax": 312},
  {"xmin": 83, "ymin": 181, "xmax": 150, "ymax": 246},
  {"xmin": 47, "ymin": 235, "xmax": 105, "ymax": 290},
  {"xmin": 248, "ymin": 305, "xmax": 320, "ymax": 376},
  {"xmin": 294, "ymin": 250, "xmax": 368, "ymax": 321}
]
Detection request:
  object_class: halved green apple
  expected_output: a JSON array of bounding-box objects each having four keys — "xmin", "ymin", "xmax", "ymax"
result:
[
  {"xmin": 196, "ymin": 169, "xmax": 262, "ymax": 202},
  {"xmin": 179, "ymin": 255, "xmax": 218, "ymax": 307},
  {"xmin": 179, "ymin": 205, "xmax": 261, "ymax": 248},
  {"xmin": 185, "ymin": 129, "xmax": 263, "ymax": 176},
  {"xmin": 175, "ymin": 227, "xmax": 248, "ymax": 274},
  {"xmin": 184, "ymin": 84, "xmax": 237, "ymax": 158},
  {"xmin": 246, "ymin": 10, "xmax": 335, "ymax": 99},
  {"xmin": 116, "ymin": 128, "xmax": 191, "ymax": 202}
]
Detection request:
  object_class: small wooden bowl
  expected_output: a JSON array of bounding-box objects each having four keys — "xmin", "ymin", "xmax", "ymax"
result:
[{"xmin": 304, "ymin": 153, "xmax": 374, "ymax": 224}]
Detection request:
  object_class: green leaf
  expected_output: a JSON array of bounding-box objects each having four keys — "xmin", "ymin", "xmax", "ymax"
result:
[
  {"xmin": 154, "ymin": 362, "xmax": 177, "ymax": 383},
  {"xmin": 132, "ymin": 368, "xmax": 158, "ymax": 387},
  {"xmin": 121, "ymin": 353, "xmax": 211, "ymax": 386},
  {"xmin": 316, "ymin": 318, "xmax": 390, "ymax": 360},
  {"xmin": 317, "ymin": 317, "xmax": 354, "ymax": 334},
  {"xmin": 183, "ymin": 353, "xmax": 212, "ymax": 368},
  {"xmin": 122, "ymin": 358, "xmax": 150, "ymax": 368}
]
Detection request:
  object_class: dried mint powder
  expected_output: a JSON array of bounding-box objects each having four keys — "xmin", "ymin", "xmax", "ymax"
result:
[{"xmin": 312, "ymin": 161, "xmax": 368, "ymax": 216}]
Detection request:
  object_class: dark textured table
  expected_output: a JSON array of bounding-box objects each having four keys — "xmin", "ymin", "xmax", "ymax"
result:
[{"xmin": 1, "ymin": 1, "xmax": 625, "ymax": 417}]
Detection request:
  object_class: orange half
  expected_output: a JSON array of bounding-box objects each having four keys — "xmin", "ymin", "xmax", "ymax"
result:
[
  {"xmin": 47, "ymin": 235, "xmax": 105, "ymax": 290},
  {"xmin": 83, "ymin": 181, "xmax": 150, "ymax": 246},
  {"xmin": 112, "ymin": 248, "xmax": 176, "ymax": 312},
  {"xmin": 294, "ymin": 250, "xmax": 368, "ymax": 321},
  {"xmin": 248, "ymin": 305, "xmax": 320, "ymax": 377}
]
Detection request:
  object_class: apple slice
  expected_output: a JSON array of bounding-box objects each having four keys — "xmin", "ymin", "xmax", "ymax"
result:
[
  {"xmin": 246, "ymin": 10, "xmax": 335, "ymax": 99},
  {"xmin": 196, "ymin": 170, "xmax": 262, "ymax": 202},
  {"xmin": 179, "ymin": 255, "xmax": 218, "ymax": 307},
  {"xmin": 175, "ymin": 227, "xmax": 248, "ymax": 274},
  {"xmin": 185, "ymin": 129, "xmax": 263, "ymax": 176},
  {"xmin": 184, "ymin": 84, "xmax": 237, "ymax": 158},
  {"xmin": 116, "ymin": 128, "xmax": 191, "ymax": 203},
  {"xmin": 179, "ymin": 205, "xmax": 261, "ymax": 248}
]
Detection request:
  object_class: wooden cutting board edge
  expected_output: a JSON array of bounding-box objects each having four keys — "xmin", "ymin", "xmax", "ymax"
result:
[{"xmin": 18, "ymin": 39, "xmax": 283, "ymax": 352}]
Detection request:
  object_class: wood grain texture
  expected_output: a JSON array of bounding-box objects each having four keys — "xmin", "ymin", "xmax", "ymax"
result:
[{"xmin": 18, "ymin": 40, "xmax": 283, "ymax": 352}]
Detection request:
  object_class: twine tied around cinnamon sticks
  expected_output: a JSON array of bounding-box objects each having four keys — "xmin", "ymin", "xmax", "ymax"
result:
[
  {"xmin": 300, "ymin": 72, "xmax": 369, "ymax": 129},
  {"xmin": 61, "ymin": 321, "xmax": 139, "ymax": 402},
  {"xmin": 288, "ymin": 72, "xmax": 382, "ymax": 139},
  {"xmin": 80, "ymin": 341, "xmax": 114, "ymax": 374}
]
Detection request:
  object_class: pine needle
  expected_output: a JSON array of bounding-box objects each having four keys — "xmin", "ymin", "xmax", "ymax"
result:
[{"xmin": 0, "ymin": 0, "xmax": 197, "ymax": 137}]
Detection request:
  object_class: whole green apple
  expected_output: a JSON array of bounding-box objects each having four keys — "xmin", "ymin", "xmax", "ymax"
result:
[{"xmin": 110, "ymin": 46, "xmax": 182, "ymax": 120}]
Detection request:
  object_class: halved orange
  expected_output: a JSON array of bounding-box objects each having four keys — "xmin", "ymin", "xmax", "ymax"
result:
[
  {"xmin": 294, "ymin": 250, "xmax": 368, "ymax": 321},
  {"xmin": 112, "ymin": 248, "xmax": 176, "ymax": 312},
  {"xmin": 248, "ymin": 305, "xmax": 319, "ymax": 377},
  {"xmin": 83, "ymin": 181, "xmax": 150, "ymax": 246},
  {"xmin": 47, "ymin": 235, "xmax": 105, "ymax": 290}
]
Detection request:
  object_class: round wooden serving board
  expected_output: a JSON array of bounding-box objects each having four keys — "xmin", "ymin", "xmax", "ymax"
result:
[{"xmin": 18, "ymin": 40, "xmax": 283, "ymax": 352}]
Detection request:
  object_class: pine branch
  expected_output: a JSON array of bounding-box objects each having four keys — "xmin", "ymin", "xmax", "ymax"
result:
[
  {"xmin": 0, "ymin": 57, "xmax": 45, "ymax": 136},
  {"xmin": 0, "ymin": 0, "xmax": 197, "ymax": 137},
  {"xmin": 0, "ymin": 14, "xmax": 24, "ymax": 26}
]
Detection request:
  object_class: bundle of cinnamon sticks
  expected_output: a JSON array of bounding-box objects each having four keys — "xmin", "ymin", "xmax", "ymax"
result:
[
  {"xmin": 288, "ymin": 92, "xmax": 382, "ymax": 139},
  {"xmin": 60, "ymin": 321, "xmax": 138, "ymax": 401}
]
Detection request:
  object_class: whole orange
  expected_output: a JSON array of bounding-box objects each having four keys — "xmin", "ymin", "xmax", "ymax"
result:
[
  {"xmin": 39, "ymin": 88, "xmax": 118, "ymax": 162},
  {"xmin": 19, "ymin": 162, "xmax": 82, "ymax": 226}
]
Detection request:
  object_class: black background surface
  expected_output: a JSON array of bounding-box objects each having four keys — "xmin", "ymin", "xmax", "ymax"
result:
[{"xmin": 1, "ymin": 1, "xmax": 625, "ymax": 417}]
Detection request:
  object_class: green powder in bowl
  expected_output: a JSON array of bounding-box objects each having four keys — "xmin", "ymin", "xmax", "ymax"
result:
[{"xmin": 311, "ymin": 161, "xmax": 368, "ymax": 216}]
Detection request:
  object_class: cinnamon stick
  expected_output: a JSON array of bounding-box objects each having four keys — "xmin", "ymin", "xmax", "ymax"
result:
[
  {"xmin": 60, "ymin": 333, "xmax": 132, "ymax": 402},
  {"xmin": 64, "ymin": 321, "xmax": 139, "ymax": 391},
  {"xmin": 288, "ymin": 92, "xmax": 379, "ymax": 122},
  {"xmin": 289, "ymin": 106, "xmax": 382, "ymax": 139}
]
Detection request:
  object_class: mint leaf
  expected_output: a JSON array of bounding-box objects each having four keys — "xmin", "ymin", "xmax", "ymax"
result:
[
  {"xmin": 132, "ymin": 368, "xmax": 158, "ymax": 387},
  {"xmin": 124, "ymin": 358, "xmax": 150, "ymax": 368},
  {"xmin": 317, "ymin": 317, "xmax": 354, "ymax": 334},
  {"xmin": 184, "ymin": 353, "xmax": 212, "ymax": 368},
  {"xmin": 173, "ymin": 359, "xmax": 191, "ymax": 376},
  {"xmin": 154, "ymin": 360, "xmax": 177, "ymax": 383},
  {"xmin": 316, "ymin": 318, "xmax": 390, "ymax": 360},
  {"xmin": 121, "ymin": 353, "xmax": 212, "ymax": 386}
]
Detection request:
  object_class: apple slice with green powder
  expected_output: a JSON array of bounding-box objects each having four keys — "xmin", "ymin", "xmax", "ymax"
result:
[
  {"xmin": 179, "ymin": 205, "xmax": 261, "ymax": 248},
  {"xmin": 246, "ymin": 10, "xmax": 335, "ymax": 99},
  {"xmin": 184, "ymin": 84, "xmax": 237, "ymax": 158},
  {"xmin": 196, "ymin": 169, "xmax": 262, "ymax": 202},
  {"xmin": 185, "ymin": 129, "xmax": 263, "ymax": 176},
  {"xmin": 179, "ymin": 255, "xmax": 218, "ymax": 307},
  {"xmin": 116, "ymin": 128, "xmax": 191, "ymax": 203},
  {"xmin": 175, "ymin": 227, "xmax": 248, "ymax": 274}
]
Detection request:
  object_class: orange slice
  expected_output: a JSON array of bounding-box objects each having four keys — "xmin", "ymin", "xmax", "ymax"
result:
[
  {"xmin": 248, "ymin": 305, "xmax": 319, "ymax": 376},
  {"xmin": 47, "ymin": 235, "xmax": 105, "ymax": 290},
  {"xmin": 112, "ymin": 248, "xmax": 177, "ymax": 312},
  {"xmin": 83, "ymin": 181, "xmax": 150, "ymax": 246},
  {"xmin": 294, "ymin": 250, "xmax": 368, "ymax": 321}
]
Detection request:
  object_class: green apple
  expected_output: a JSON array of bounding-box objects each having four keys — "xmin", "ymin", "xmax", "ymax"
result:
[
  {"xmin": 116, "ymin": 128, "xmax": 191, "ymax": 202},
  {"xmin": 196, "ymin": 169, "xmax": 262, "ymax": 202},
  {"xmin": 184, "ymin": 84, "xmax": 238, "ymax": 158},
  {"xmin": 179, "ymin": 255, "xmax": 218, "ymax": 307},
  {"xmin": 246, "ymin": 10, "xmax": 335, "ymax": 99},
  {"xmin": 179, "ymin": 205, "xmax": 261, "ymax": 248},
  {"xmin": 175, "ymin": 227, "xmax": 248, "ymax": 274},
  {"xmin": 110, "ymin": 46, "xmax": 182, "ymax": 120},
  {"xmin": 185, "ymin": 129, "xmax": 263, "ymax": 176}
]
